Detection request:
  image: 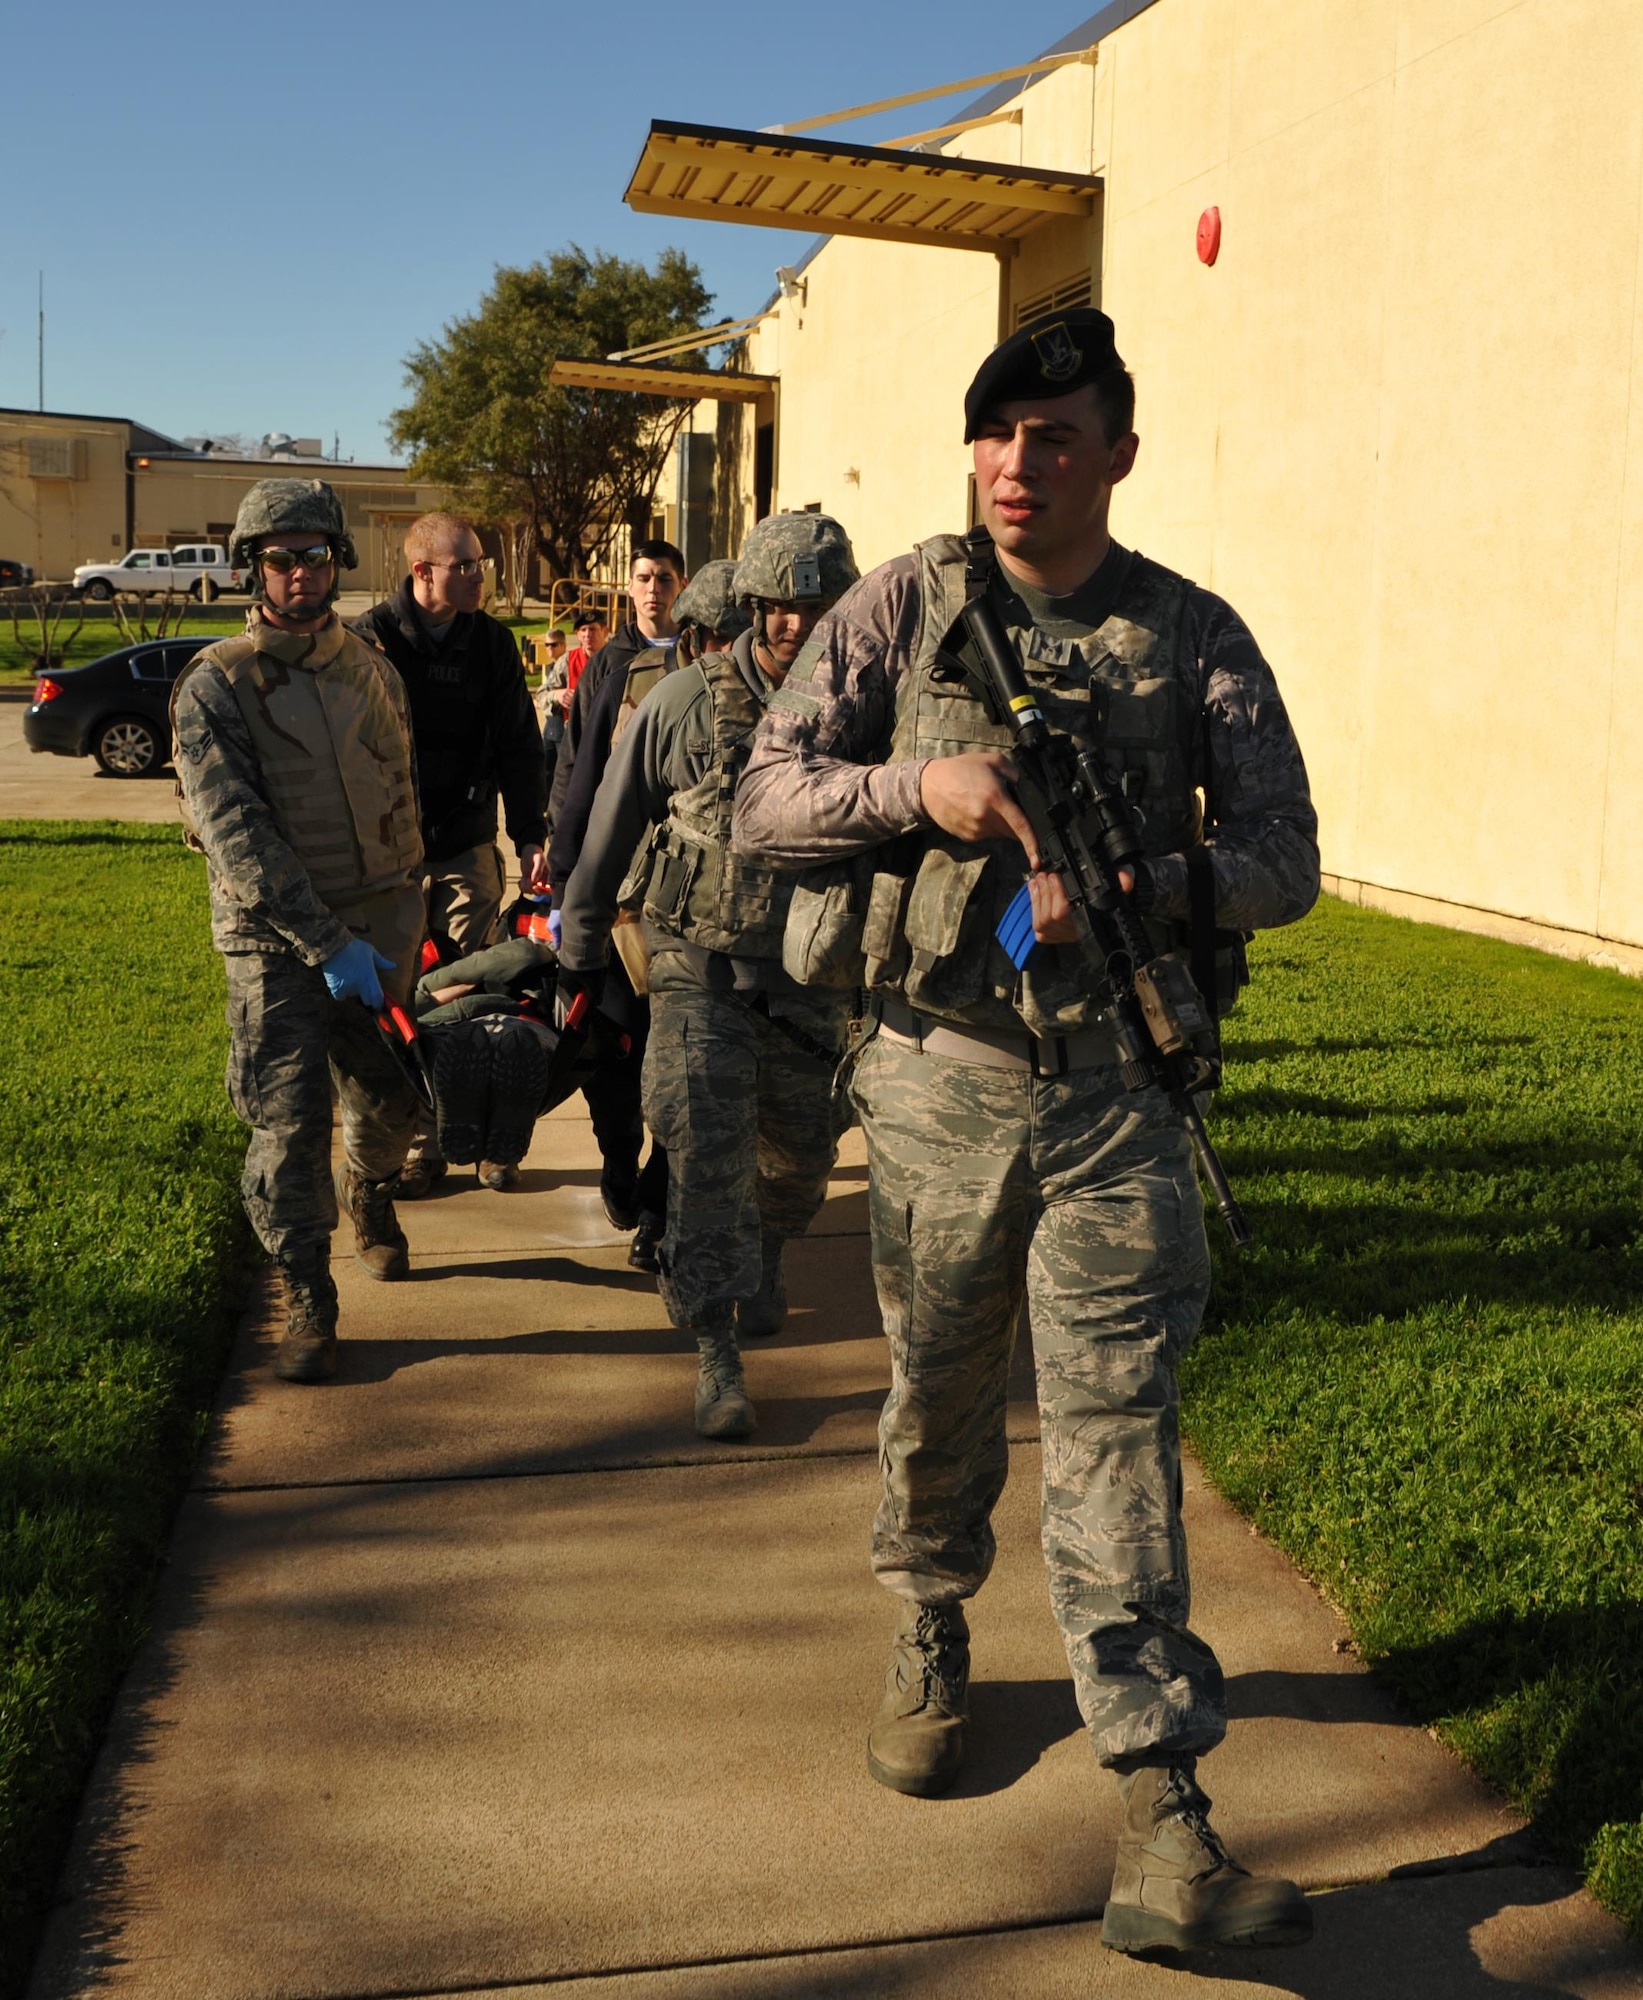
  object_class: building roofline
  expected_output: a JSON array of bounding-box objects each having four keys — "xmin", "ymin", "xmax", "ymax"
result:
[
  {"xmin": 1, "ymin": 403, "xmax": 145, "ymax": 430},
  {"xmin": 0, "ymin": 408, "xmax": 412, "ymax": 469},
  {"xmin": 955, "ymin": 0, "xmax": 1161, "ymax": 122},
  {"xmin": 0, "ymin": 406, "xmax": 225, "ymax": 455},
  {"xmin": 132, "ymin": 450, "xmax": 414, "ymax": 472},
  {"xmin": 747, "ymin": 2, "xmax": 1163, "ymax": 318}
]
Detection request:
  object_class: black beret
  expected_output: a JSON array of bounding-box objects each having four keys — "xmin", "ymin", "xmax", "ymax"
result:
[{"xmin": 962, "ymin": 306, "xmax": 1125, "ymax": 441}]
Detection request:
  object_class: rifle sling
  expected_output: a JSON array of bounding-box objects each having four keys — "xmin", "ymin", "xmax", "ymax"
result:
[{"xmin": 1187, "ymin": 848, "xmax": 1219, "ymax": 1021}]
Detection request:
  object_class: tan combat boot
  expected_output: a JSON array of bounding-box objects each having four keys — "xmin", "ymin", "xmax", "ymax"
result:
[
  {"xmin": 866, "ymin": 1600, "xmax": 970, "ymax": 1796},
  {"xmin": 334, "ymin": 1161, "xmax": 409, "ymax": 1281},
  {"xmin": 737, "ymin": 1234, "xmax": 788, "ymax": 1339},
  {"xmin": 396, "ymin": 1148, "xmax": 448, "ymax": 1199},
  {"xmin": 274, "ymin": 1252, "xmax": 339, "ymax": 1383},
  {"xmin": 1101, "ymin": 1762, "xmax": 1312, "ymax": 1955},
  {"xmin": 694, "ymin": 1322, "xmax": 755, "ymax": 1439}
]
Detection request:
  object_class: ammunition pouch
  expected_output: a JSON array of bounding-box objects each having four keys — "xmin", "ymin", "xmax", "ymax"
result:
[{"xmin": 781, "ymin": 858, "xmax": 869, "ymax": 988}]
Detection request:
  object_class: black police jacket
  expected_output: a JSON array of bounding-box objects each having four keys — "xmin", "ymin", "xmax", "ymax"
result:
[{"xmin": 354, "ymin": 581, "xmax": 547, "ymax": 863}]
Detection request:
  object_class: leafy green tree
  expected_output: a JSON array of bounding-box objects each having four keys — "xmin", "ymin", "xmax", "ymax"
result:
[{"xmin": 389, "ymin": 247, "xmax": 714, "ymax": 584}]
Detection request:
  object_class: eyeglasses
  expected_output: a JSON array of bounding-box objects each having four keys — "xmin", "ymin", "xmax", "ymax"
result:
[
  {"xmin": 258, "ymin": 544, "xmax": 334, "ymax": 574},
  {"xmin": 430, "ymin": 558, "xmax": 485, "ymax": 579}
]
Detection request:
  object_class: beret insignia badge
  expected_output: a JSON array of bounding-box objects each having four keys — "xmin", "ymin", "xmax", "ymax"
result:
[{"xmin": 1031, "ymin": 321, "xmax": 1084, "ymax": 384}]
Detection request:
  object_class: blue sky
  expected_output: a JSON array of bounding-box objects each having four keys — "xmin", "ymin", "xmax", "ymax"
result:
[{"xmin": 4, "ymin": 1, "xmax": 1089, "ymax": 462}]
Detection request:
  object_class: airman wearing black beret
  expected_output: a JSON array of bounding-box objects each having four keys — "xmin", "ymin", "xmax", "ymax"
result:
[
  {"xmin": 735, "ymin": 295, "xmax": 1320, "ymax": 1961},
  {"xmin": 963, "ymin": 305, "xmax": 1125, "ymax": 441}
]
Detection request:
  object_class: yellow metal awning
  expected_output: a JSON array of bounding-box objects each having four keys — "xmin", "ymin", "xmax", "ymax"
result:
[
  {"xmin": 549, "ymin": 357, "xmax": 776, "ymax": 402},
  {"xmin": 625, "ymin": 119, "xmax": 1098, "ymax": 256}
]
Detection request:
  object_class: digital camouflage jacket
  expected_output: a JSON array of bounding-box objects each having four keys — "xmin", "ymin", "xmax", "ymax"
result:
[{"xmin": 733, "ymin": 539, "xmax": 1320, "ymax": 1036}]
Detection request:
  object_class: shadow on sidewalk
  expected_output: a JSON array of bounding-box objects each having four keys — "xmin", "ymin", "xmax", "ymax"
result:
[
  {"xmin": 690, "ymin": 1863, "xmax": 1600, "ymax": 1998},
  {"xmin": 1375, "ymin": 1602, "xmax": 1643, "ymax": 1912},
  {"xmin": 411, "ymin": 1253, "xmax": 659, "ymax": 1289},
  {"xmin": 1228, "ymin": 1667, "xmax": 1411, "ymax": 1728},
  {"xmin": 946, "ymin": 1677, "xmax": 1085, "ymax": 1796},
  {"xmin": 24, "ymin": 1554, "xmax": 212, "ymax": 2000}
]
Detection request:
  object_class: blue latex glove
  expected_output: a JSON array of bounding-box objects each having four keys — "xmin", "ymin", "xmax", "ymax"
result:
[
  {"xmin": 547, "ymin": 907, "xmax": 563, "ymax": 950},
  {"xmin": 321, "ymin": 937, "xmax": 395, "ymax": 1009}
]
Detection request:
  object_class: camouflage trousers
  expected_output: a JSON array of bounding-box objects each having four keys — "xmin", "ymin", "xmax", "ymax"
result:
[
  {"xmin": 850, "ymin": 1028, "xmax": 1225, "ymax": 1770},
  {"xmin": 641, "ymin": 979, "xmax": 849, "ymax": 1329},
  {"xmin": 223, "ymin": 948, "xmax": 420, "ymax": 1261}
]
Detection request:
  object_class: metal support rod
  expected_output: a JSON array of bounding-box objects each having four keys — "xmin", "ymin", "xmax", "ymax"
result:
[
  {"xmin": 609, "ymin": 312, "xmax": 774, "ymax": 363},
  {"xmin": 760, "ymin": 44, "xmax": 1097, "ymax": 137}
]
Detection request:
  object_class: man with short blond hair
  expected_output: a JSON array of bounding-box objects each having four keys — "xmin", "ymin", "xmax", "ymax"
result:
[{"xmin": 355, "ymin": 509, "xmax": 548, "ymax": 1191}]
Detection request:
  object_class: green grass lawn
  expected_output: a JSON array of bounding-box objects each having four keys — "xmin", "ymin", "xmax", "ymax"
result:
[
  {"xmin": 1, "ymin": 861, "xmax": 1639, "ymax": 1979},
  {"xmin": 0, "ymin": 607, "xmax": 247, "ymax": 683},
  {"xmin": 0, "ymin": 822, "xmax": 251, "ymax": 1997},
  {"xmin": 1193, "ymin": 896, "xmax": 1643, "ymax": 1931}
]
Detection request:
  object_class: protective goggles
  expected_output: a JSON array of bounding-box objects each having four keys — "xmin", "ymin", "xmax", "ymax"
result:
[{"xmin": 258, "ymin": 544, "xmax": 335, "ymax": 574}]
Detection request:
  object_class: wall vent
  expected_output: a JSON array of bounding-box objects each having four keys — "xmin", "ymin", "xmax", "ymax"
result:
[
  {"xmin": 27, "ymin": 435, "xmax": 86, "ymax": 480},
  {"xmin": 1013, "ymin": 275, "xmax": 1093, "ymax": 329}
]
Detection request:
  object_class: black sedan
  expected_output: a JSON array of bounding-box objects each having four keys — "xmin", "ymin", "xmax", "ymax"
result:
[
  {"xmin": 24, "ymin": 636, "xmax": 207, "ymax": 776},
  {"xmin": 0, "ymin": 557, "xmax": 35, "ymax": 587}
]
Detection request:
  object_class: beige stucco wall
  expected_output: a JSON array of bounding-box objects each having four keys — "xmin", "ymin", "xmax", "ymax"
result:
[
  {"xmin": 0, "ymin": 413, "xmax": 129, "ymax": 580},
  {"xmin": 0, "ymin": 412, "xmax": 442, "ymax": 596},
  {"xmin": 734, "ymin": 0, "xmax": 1643, "ymax": 958},
  {"xmin": 133, "ymin": 460, "xmax": 445, "ymax": 596},
  {"xmin": 745, "ymin": 238, "xmax": 998, "ymax": 562}
]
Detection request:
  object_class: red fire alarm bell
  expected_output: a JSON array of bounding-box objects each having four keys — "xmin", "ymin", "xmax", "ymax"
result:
[{"xmin": 1197, "ymin": 207, "xmax": 1222, "ymax": 266}]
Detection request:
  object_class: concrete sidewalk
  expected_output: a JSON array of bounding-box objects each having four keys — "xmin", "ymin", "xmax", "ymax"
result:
[{"xmin": 27, "ymin": 1105, "xmax": 1643, "ymax": 1999}]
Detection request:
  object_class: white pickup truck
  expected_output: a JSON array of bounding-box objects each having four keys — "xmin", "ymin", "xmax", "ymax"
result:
[{"xmin": 73, "ymin": 544, "xmax": 246, "ymax": 602}]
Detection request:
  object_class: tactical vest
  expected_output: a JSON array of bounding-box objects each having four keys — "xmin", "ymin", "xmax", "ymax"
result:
[
  {"xmin": 175, "ymin": 619, "xmax": 425, "ymax": 977},
  {"xmin": 862, "ymin": 535, "xmax": 1228, "ymax": 1038},
  {"xmin": 640, "ymin": 647, "xmax": 793, "ymax": 960},
  {"xmin": 609, "ymin": 645, "xmax": 671, "ymax": 752}
]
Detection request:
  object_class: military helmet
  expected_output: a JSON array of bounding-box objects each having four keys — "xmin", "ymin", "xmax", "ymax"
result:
[
  {"xmin": 230, "ymin": 478, "xmax": 359, "ymax": 572},
  {"xmin": 672, "ymin": 558, "xmax": 751, "ymax": 638},
  {"xmin": 733, "ymin": 512, "xmax": 858, "ymax": 607}
]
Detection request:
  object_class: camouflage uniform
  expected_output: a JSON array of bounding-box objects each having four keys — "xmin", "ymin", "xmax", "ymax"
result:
[
  {"xmin": 174, "ymin": 609, "xmax": 426, "ymax": 1264},
  {"xmin": 558, "ymin": 624, "xmax": 850, "ymax": 1334},
  {"xmin": 734, "ymin": 536, "xmax": 1318, "ymax": 1766}
]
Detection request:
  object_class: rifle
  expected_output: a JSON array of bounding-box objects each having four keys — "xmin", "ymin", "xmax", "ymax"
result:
[{"xmin": 956, "ymin": 583, "xmax": 1252, "ymax": 1249}]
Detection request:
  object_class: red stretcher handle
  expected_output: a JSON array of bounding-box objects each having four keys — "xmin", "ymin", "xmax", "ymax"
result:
[{"xmin": 377, "ymin": 1000, "xmax": 419, "ymax": 1046}]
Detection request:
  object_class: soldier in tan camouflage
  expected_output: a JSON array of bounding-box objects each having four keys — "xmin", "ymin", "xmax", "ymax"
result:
[
  {"xmin": 172, "ymin": 479, "xmax": 426, "ymax": 1384},
  {"xmin": 734, "ymin": 309, "xmax": 1320, "ymax": 1956},
  {"xmin": 557, "ymin": 520, "xmax": 860, "ymax": 1440}
]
